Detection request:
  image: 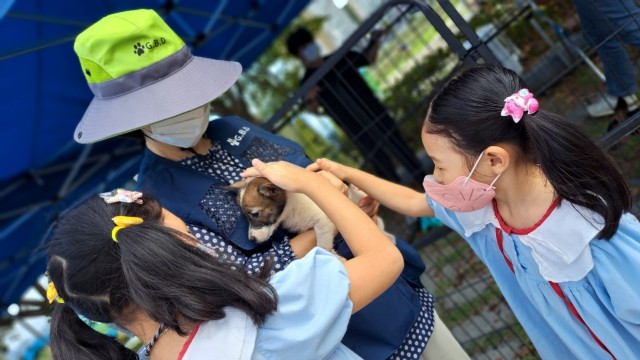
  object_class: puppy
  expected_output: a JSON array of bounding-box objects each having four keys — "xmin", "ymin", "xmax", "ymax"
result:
[{"xmin": 228, "ymin": 177, "xmax": 337, "ymax": 251}]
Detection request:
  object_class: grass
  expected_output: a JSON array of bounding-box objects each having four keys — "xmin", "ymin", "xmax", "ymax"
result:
[
  {"xmin": 439, "ymin": 284, "xmax": 504, "ymax": 325},
  {"xmin": 464, "ymin": 325, "xmax": 537, "ymax": 359}
]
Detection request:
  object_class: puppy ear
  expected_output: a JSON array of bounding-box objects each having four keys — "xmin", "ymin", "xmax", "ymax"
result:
[
  {"xmin": 258, "ymin": 183, "xmax": 281, "ymax": 198},
  {"xmin": 227, "ymin": 179, "xmax": 249, "ymax": 192}
]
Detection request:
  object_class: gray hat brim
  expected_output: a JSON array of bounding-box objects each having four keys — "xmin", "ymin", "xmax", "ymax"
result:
[{"xmin": 74, "ymin": 56, "xmax": 241, "ymax": 144}]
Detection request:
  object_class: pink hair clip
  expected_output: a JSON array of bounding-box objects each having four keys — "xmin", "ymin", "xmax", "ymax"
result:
[
  {"xmin": 500, "ymin": 88, "xmax": 539, "ymax": 123},
  {"xmin": 99, "ymin": 188, "xmax": 143, "ymax": 204}
]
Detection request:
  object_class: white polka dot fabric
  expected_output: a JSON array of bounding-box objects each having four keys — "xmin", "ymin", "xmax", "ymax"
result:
[
  {"xmin": 181, "ymin": 140, "xmax": 434, "ymax": 359},
  {"xmin": 181, "ymin": 143, "xmax": 245, "ymax": 236},
  {"xmin": 188, "ymin": 223, "xmax": 294, "ymax": 276},
  {"xmin": 182, "ymin": 141, "xmax": 245, "ymax": 183},
  {"xmin": 241, "ymin": 137, "xmax": 294, "ymax": 163},
  {"xmin": 181, "ymin": 142, "xmax": 296, "ymax": 274},
  {"xmin": 388, "ymin": 288, "xmax": 435, "ymax": 360}
]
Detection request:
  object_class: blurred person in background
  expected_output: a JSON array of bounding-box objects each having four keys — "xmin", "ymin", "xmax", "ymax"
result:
[
  {"xmin": 572, "ymin": 0, "xmax": 640, "ymax": 117},
  {"xmin": 287, "ymin": 27, "xmax": 423, "ymax": 183}
]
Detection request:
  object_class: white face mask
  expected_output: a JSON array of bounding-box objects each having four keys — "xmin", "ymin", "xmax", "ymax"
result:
[
  {"xmin": 301, "ymin": 42, "xmax": 320, "ymax": 62},
  {"xmin": 143, "ymin": 104, "xmax": 210, "ymax": 148}
]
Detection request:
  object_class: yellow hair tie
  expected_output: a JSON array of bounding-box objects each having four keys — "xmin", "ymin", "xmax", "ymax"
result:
[
  {"xmin": 111, "ymin": 216, "xmax": 144, "ymax": 242},
  {"xmin": 47, "ymin": 282, "xmax": 64, "ymax": 304}
]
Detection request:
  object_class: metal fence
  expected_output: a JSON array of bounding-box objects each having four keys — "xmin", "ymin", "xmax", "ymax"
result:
[
  {"xmin": 264, "ymin": 0, "xmax": 640, "ymax": 359},
  {"xmin": 265, "ymin": 0, "xmax": 499, "ymax": 184}
]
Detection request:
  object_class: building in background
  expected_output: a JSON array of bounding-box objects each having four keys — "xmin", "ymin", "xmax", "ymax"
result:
[{"xmin": 303, "ymin": 0, "xmax": 387, "ymax": 53}]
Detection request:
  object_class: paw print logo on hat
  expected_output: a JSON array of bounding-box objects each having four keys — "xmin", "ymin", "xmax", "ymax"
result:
[{"xmin": 133, "ymin": 42, "xmax": 145, "ymax": 56}]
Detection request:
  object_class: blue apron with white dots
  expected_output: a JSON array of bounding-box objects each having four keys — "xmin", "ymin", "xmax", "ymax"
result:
[{"xmin": 136, "ymin": 116, "xmax": 425, "ymax": 359}]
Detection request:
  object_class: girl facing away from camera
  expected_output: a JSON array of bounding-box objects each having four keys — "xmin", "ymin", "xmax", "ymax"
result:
[
  {"xmin": 310, "ymin": 65, "xmax": 640, "ymax": 359},
  {"xmin": 46, "ymin": 161, "xmax": 405, "ymax": 360}
]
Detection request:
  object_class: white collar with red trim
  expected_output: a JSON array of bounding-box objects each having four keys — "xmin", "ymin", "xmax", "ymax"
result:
[
  {"xmin": 178, "ymin": 307, "xmax": 257, "ymax": 360},
  {"xmin": 455, "ymin": 199, "xmax": 604, "ymax": 282}
]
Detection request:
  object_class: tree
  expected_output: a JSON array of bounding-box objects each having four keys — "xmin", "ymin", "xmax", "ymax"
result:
[{"xmin": 211, "ymin": 16, "xmax": 327, "ymax": 124}]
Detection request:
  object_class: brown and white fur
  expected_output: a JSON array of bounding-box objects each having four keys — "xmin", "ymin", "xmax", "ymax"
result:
[
  {"xmin": 228, "ymin": 177, "xmax": 396, "ymax": 251},
  {"xmin": 228, "ymin": 177, "xmax": 338, "ymax": 251}
]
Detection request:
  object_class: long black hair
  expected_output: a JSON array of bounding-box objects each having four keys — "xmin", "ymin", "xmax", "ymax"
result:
[
  {"xmin": 425, "ymin": 65, "xmax": 631, "ymax": 239},
  {"xmin": 47, "ymin": 195, "xmax": 277, "ymax": 359}
]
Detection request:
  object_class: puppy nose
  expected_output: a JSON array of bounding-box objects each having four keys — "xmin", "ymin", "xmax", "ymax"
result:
[{"xmin": 249, "ymin": 235, "xmax": 256, "ymax": 241}]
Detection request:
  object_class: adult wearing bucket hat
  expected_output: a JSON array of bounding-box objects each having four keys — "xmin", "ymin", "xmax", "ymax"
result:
[
  {"xmin": 73, "ymin": 9, "xmax": 241, "ymax": 143},
  {"xmin": 72, "ymin": 9, "xmax": 443, "ymax": 360}
]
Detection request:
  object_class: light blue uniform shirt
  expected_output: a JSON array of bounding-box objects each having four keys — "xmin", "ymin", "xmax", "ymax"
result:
[
  {"xmin": 175, "ymin": 248, "xmax": 361, "ymax": 360},
  {"xmin": 427, "ymin": 196, "xmax": 640, "ymax": 359},
  {"xmin": 254, "ymin": 247, "xmax": 360, "ymax": 359}
]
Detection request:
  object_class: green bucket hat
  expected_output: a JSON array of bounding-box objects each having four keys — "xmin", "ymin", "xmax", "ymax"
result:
[{"xmin": 73, "ymin": 9, "xmax": 241, "ymax": 144}]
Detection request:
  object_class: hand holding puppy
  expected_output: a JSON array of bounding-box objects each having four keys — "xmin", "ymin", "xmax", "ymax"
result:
[
  {"xmin": 242, "ymin": 159, "xmax": 348, "ymax": 195},
  {"xmin": 309, "ymin": 159, "xmax": 379, "ymax": 218},
  {"xmin": 241, "ymin": 159, "xmax": 328, "ymax": 193},
  {"xmin": 358, "ymin": 194, "xmax": 380, "ymax": 220}
]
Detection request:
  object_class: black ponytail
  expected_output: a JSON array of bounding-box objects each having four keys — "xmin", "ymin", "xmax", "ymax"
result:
[
  {"xmin": 426, "ymin": 65, "xmax": 631, "ymax": 239},
  {"xmin": 521, "ymin": 111, "xmax": 631, "ymax": 238},
  {"xmin": 50, "ymin": 303, "xmax": 136, "ymax": 360}
]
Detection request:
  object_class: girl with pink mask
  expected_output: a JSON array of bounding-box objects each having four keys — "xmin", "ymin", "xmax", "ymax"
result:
[{"xmin": 309, "ymin": 65, "xmax": 640, "ymax": 359}]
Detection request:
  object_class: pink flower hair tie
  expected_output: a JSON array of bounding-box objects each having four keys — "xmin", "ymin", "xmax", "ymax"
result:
[
  {"xmin": 500, "ymin": 88, "xmax": 539, "ymax": 123},
  {"xmin": 99, "ymin": 188, "xmax": 143, "ymax": 204}
]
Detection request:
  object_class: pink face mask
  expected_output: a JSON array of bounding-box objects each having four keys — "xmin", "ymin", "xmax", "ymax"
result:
[{"xmin": 423, "ymin": 153, "xmax": 501, "ymax": 213}]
